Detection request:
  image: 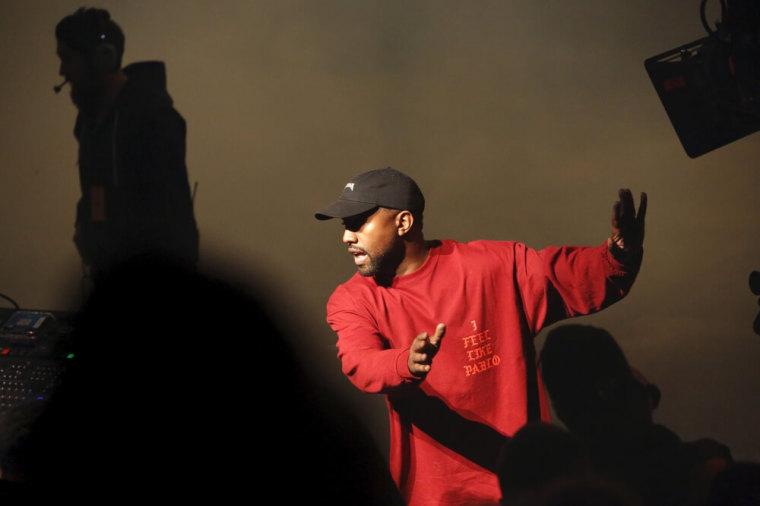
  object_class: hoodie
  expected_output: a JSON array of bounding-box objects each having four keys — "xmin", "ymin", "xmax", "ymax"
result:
[{"xmin": 74, "ymin": 61, "xmax": 199, "ymax": 277}]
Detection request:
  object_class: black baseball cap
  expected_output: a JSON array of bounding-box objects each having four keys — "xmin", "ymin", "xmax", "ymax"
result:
[{"xmin": 315, "ymin": 167, "xmax": 425, "ymax": 220}]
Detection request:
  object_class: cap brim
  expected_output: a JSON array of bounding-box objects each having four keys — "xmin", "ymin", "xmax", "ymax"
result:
[{"xmin": 314, "ymin": 199, "xmax": 378, "ymax": 220}]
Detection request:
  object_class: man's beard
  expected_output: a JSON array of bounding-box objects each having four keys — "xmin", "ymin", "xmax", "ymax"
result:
[
  {"xmin": 357, "ymin": 251, "xmax": 383, "ymax": 278},
  {"xmin": 358, "ymin": 240, "xmax": 404, "ymax": 281},
  {"xmin": 69, "ymin": 78, "xmax": 108, "ymax": 117}
]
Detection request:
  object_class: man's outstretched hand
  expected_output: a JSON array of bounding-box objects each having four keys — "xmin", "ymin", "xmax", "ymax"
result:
[
  {"xmin": 608, "ymin": 188, "xmax": 647, "ymax": 262},
  {"xmin": 408, "ymin": 323, "xmax": 446, "ymax": 378}
]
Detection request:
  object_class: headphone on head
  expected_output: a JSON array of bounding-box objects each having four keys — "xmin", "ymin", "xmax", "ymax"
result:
[
  {"xmin": 87, "ymin": 9, "xmax": 119, "ymax": 74},
  {"xmin": 91, "ymin": 34, "xmax": 118, "ymax": 73}
]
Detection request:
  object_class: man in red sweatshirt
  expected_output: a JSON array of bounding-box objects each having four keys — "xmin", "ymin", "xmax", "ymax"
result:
[{"xmin": 315, "ymin": 166, "xmax": 647, "ymax": 505}]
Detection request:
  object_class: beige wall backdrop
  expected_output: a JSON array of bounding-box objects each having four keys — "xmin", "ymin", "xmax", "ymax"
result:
[{"xmin": 1, "ymin": 0, "xmax": 759, "ymax": 462}]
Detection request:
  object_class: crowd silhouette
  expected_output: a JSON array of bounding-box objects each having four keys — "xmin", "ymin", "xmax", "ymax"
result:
[
  {"xmin": 492, "ymin": 322, "xmax": 758, "ymax": 506},
  {"xmin": 1, "ymin": 289, "xmax": 753, "ymax": 505}
]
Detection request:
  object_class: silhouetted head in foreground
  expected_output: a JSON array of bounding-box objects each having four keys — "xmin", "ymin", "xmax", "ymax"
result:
[
  {"xmin": 706, "ymin": 460, "xmax": 760, "ymax": 506},
  {"xmin": 539, "ymin": 477, "xmax": 644, "ymax": 506},
  {"xmin": 539, "ymin": 324, "xmax": 655, "ymax": 438},
  {"xmin": 11, "ymin": 254, "xmax": 403, "ymax": 504},
  {"xmin": 497, "ymin": 422, "xmax": 594, "ymax": 506},
  {"xmin": 539, "ymin": 324, "xmax": 722, "ymax": 506}
]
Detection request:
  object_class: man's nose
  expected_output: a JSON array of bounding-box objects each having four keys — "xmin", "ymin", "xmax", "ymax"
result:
[{"xmin": 342, "ymin": 229, "xmax": 357, "ymax": 244}]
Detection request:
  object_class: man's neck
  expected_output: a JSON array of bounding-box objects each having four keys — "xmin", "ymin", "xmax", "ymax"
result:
[
  {"xmin": 104, "ymin": 69, "xmax": 128, "ymax": 100},
  {"xmin": 395, "ymin": 239, "xmax": 433, "ymax": 277},
  {"xmin": 89, "ymin": 70, "xmax": 128, "ymax": 124}
]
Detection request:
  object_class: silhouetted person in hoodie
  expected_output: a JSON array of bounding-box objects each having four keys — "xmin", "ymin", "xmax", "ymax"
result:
[{"xmin": 55, "ymin": 7, "xmax": 199, "ymax": 288}]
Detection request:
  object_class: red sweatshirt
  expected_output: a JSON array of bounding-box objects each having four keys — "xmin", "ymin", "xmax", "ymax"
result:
[{"xmin": 326, "ymin": 239, "xmax": 641, "ymax": 505}]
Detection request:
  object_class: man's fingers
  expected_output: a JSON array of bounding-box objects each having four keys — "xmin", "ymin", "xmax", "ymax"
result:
[
  {"xmin": 429, "ymin": 323, "xmax": 446, "ymax": 347},
  {"xmin": 409, "ymin": 324, "xmax": 446, "ymax": 377},
  {"xmin": 619, "ymin": 189, "xmax": 635, "ymax": 222},
  {"xmin": 614, "ymin": 189, "xmax": 648, "ymax": 229},
  {"xmin": 411, "ymin": 332, "xmax": 430, "ymax": 357},
  {"xmin": 637, "ymin": 192, "xmax": 648, "ymax": 222}
]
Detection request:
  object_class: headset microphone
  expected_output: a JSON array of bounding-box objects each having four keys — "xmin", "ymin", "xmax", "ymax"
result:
[{"xmin": 53, "ymin": 79, "xmax": 68, "ymax": 93}]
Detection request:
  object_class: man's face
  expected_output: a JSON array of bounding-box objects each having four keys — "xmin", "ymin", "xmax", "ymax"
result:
[
  {"xmin": 341, "ymin": 207, "xmax": 403, "ymax": 278},
  {"xmin": 56, "ymin": 40, "xmax": 104, "ymax": 110}
]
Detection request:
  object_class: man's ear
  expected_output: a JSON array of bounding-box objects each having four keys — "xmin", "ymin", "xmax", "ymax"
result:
[{"xmin": 396, "ymin": 210, "xmax": 414, "ymax": 236}]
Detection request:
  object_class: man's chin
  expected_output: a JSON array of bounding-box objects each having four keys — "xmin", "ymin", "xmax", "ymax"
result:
[
  {"xmin": 358, "ymin": 262, "xmax": 385, "ymax": 277},
  {"xmin": 69, "ymin": 82, "xmax": 104, "ymax": 113},
  {"xmin": 70, "ymin": 89, "xmax": 87, "ymax": 110}
]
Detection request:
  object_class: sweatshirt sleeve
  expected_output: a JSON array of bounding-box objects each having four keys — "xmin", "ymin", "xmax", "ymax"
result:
[
  {"xmin": 326, "ymin": 285, "xmax": 421, "ymax": 394},
  {"xmin": 518, "ymin": 241, "xmax": 642, "ymax": 333}
]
